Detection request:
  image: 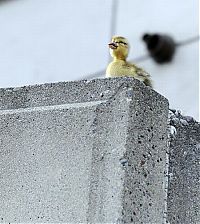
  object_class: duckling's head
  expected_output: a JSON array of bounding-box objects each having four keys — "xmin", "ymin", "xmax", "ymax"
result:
[{"xmin": 108, "ymin": 36, "xmax": 130, "ymax": 60}]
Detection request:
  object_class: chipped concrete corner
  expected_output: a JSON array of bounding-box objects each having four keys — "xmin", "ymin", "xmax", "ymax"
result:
[{"xmin": 0, "ymin": 77, "xmax": 199, "ymax": 223}]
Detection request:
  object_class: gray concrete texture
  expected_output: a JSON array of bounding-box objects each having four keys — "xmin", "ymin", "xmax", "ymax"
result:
[
  {"xmin": 0, "ymin": 78, "xmax": 169, "ymax": 222},
  {"xmin": 168, "ymin": 110, "xmax": 200, "ymax": 224}
]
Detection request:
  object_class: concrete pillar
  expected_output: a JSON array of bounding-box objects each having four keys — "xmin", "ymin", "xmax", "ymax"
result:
[
  {"xmin": 168, "ymin": 111, "xmax": 200, "ymax": 223},
  {"xmin": 0, "ymin": 78, "xmax": 169, "ymax": 223}
]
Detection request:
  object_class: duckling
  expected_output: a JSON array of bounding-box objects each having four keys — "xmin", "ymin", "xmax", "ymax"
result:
[{"xmin": 106, "ymin": 36, "xmax": 153, "ymax": 87}]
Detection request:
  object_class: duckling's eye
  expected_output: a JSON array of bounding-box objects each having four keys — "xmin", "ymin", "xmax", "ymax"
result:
[
  {"xmin": 116, "ymin": 41, "xmax": 127, "ymax": 45},
  {"xmin": 122, "ymin": 42, "xmax": 128, "ymax": 45}
]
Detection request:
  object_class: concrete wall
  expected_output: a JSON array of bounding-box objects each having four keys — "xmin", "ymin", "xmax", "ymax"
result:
[
  {"xmin": 0, "ymin": 78, "xmax": 169, "ymax": 223},
  {"xmin": 168, "ymin": 111, "xmax": 200, "ymax": 224}
]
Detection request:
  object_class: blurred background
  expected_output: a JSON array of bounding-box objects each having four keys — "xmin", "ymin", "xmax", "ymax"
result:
[{"xmin": 0, "ymin": 0, "xmax": 199, "ymax": 119}]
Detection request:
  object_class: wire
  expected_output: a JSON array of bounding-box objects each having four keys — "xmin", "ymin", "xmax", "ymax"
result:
[
  {"xmin": 80, "ymin": 35, "xmax": 199, "ymax": 80},
  {"xmin": 107, "ymin": 0, "xmax": 119, "ymax": 63},
  {"xmin": 176, "ymin": 36, "xmax": 200, "ymax": 46},
  {"xmin": 82, "ymin": 53, "xmax": 150, "ymax": 79},
  {"xmin": 110, "ymin": 0, "xmax": 118, "ymax": 39}
]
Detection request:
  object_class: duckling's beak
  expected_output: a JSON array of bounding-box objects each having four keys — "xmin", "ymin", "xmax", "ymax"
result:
[{"xmin": 108, "ymin": 42, "xmax": 118, "ymax": 49}]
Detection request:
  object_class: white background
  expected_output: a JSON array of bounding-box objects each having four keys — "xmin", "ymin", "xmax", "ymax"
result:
[{"xmin": 0, "ymin": 0, "xmax": 199, "ymax": 119}]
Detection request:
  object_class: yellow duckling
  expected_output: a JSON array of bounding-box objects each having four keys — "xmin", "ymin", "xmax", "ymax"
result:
[{"xmin": 106, "ymin": 36, "xmax": 153, "ymax": 87}]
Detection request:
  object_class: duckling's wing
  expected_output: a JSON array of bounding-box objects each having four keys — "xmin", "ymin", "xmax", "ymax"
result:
[
  {"xmin": 136, "ymin": 68, "xmax": 150, "ymax": 78},
  {"xmin": 134, "ymin": 65, "xmax": 153, "ymax": 87}
]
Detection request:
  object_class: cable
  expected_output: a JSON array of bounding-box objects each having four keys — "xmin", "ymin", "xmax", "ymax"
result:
[
  {"xmin": 176, "ymin": 36, "xmax": 200, "ymax": 46},
  {"xmin": 80, "ymin": 35, "xmax": 199, "ymax": 80},
  {"xmin": 107, "ymin": 0, "xmax": 119, "ymax": 63},
  {"xmin": 82, "ymin": 53, "xmax": 150, "ymax": 80},
  {"xmin": 82, "ymin": 1, "xmax": 119, "ymax": 80},
  {"xmin": 110, "ymin": 0, "xmax": 118, "ymax": 39}
]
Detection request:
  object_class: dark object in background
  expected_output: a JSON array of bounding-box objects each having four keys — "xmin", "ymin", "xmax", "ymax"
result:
[{"xmin": 143, "ymin": 33, "xmax": 176, "ymax": 63}]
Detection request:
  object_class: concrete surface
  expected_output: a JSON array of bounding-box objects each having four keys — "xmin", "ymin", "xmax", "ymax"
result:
[
  {"xmin": 168, "ymin": 111, "xmax": 200, "ymax": 224},
  {"xmin": 0, "ymin": 78, "xmax": 169, "ymax": 222}
]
